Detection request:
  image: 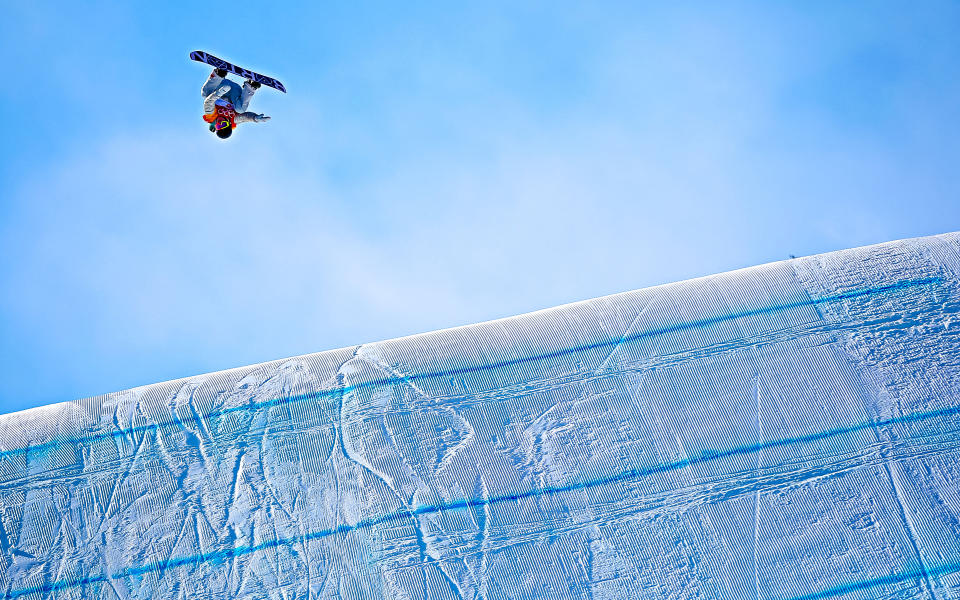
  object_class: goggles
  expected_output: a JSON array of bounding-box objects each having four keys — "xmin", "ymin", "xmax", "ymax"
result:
[{"xmin": 213, "ymin": 117, "xmax": 232, "ymax": 131}]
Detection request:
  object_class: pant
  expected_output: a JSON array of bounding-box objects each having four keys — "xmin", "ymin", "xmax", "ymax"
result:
[{"xmin": 201, "ymin": 72, "xmax": 257, "ymax": 112}]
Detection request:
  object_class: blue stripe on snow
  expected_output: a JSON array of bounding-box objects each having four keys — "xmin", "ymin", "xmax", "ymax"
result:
[{"xmin": 0, "ymin": 276, "xmax": 944, "ymax": 461}]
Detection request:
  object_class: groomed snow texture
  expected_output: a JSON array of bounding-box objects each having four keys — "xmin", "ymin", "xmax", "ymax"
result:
[{"xmin": 3, "ymin": 233, "xmax": 960, "ymax": 600}]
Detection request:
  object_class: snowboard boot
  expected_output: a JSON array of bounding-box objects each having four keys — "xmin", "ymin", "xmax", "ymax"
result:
[
  {"xmin": 246, "ymin": 79, "xmax": 262, "ymax": 90},
  {"xmin": 215, "ymin": 68, "xmax": 228, "ymax": 78}
]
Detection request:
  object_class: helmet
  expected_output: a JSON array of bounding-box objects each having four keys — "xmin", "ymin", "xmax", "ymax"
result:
[{"xmin": 215, "ymin": 126, "xmax": 233, "ymax": 139}]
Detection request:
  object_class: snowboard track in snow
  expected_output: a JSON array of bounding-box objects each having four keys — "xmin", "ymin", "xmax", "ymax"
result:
[{"xmin": 6, "ymin": 395, "xmax": 960, "ymax": 599}]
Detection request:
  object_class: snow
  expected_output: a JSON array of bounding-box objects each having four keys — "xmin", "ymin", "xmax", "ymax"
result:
[{"xmin": 2, "ymin": 233, "xmax": 960, "ymax": 599}]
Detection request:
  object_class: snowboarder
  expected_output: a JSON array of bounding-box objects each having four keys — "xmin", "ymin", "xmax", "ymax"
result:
[{"xmin": 201, "ymin": 68, "xmax": 271, "ymax": 139}]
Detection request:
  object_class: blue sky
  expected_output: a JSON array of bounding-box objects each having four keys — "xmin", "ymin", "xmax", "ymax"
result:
[{"xmin": 2, "ymin": 2, "xmax": 959, "ymax": 414}]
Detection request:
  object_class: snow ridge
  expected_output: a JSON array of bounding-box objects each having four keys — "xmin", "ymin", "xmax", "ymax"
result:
[{"xmin": 2, "ymin": 232, "xmax": 960, "ymax": 599}]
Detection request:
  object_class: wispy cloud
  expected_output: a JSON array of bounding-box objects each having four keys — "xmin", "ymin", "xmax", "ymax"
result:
[{"xmin": 2, "ymin": 2, "xmax": 960, "ymax": 411}]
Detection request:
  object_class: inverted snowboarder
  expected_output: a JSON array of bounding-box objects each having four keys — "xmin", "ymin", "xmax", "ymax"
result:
[
  {"xmin": 201, "ymin": 68, "xmax": 271, "ymax": 139},
  {"xmin": 191, "ymin": 51, "xmax": 285, "ymax": 139}
]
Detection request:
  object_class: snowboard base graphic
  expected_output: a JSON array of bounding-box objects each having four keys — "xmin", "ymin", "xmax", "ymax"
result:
[{"xmin": 190, "ymin": 51, "xmax": 286, "ymax": 93}]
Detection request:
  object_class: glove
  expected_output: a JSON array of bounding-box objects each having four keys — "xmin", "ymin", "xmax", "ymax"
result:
[{"xmin": 254, "ymin": 114, "xmax": 271, "ymax": 122}]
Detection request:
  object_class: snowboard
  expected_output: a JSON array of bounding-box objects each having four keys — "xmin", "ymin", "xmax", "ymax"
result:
[{"xmin": 190, "ymin": 51, "xmax": 286, "ymax": 93}]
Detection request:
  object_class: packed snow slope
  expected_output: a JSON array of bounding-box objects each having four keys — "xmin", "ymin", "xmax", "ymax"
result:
[{"xmin": 4, "ymin": 234, "xmax": 960, "ymax": 600}]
